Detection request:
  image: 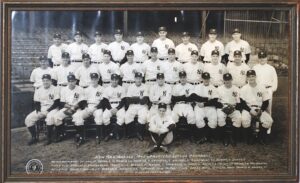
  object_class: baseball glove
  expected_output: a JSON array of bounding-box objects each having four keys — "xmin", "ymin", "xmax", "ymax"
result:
[
  {"xmin": 222, "ymin": 104, "xmax": 235, "ymax": 115},
  {"xmin": 64, "ymin": 108, "xmax": 75, "ymax": 116}
]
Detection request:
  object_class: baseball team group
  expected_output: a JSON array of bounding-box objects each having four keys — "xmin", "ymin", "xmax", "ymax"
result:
[{"xmin": 24, "ymin": 26, "xmax": 278, "ymax": 154}]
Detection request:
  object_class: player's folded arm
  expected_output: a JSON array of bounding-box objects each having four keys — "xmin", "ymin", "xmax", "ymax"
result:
[
  {"xmin": 47, "ymin": 99, "xmax": 60, "ymax": 112},
  {"xmin": 261, "ymin": 100, "xmax": 269, "ymax": 112},
  {"xmin": 239, "ymin": 98, "xmax": 251, "ymax": 112},
  {"xmin": 116, "ymin": 98, "xmax": 126, "ymax": 110},
  {"xmin": 34, "ymin": 101, "xmax": 41, "ymax": 112},
  {"xmin": 140, "ymin": 96, "xmax": 150, "ymax": 106},
  {"xmin": 171, "ymin": 95, "xmax": 187, "ymax": 104},
  {"xmin": 189, "ymin": 93, "xmax": 208, "ymax": 103},
  {"xmin": 78, "ymin": 100, "xmax": 88, "ymax": 110},
  {"xmin": 204, "ymin": 98, "xmax": 219, "ymax": 107},
  {"xmin": 52, "ymin": 79, "xmax": 57, "ymax": 86},
  {"xmin": 101, "ymin": 98, "xmax": 112, "ymax": 110}
]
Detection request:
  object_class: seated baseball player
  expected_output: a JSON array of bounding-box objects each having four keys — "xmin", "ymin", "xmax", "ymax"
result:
[
  {"xmin": 101, "ymin": 74, "xmax": 126, "ymax": 141},
  {"xmin": 216, "ymin": 73, "xmax": 242, "ymax": 147},
  {"xmin": 171, "ymin": 71, "xmax": 196, "ymax": 142},
  {"xmin": 72, "ymin": 73, "xmax": 104, "ymax": 145},
  {"xmin": 240, "ymin": 70, "xmax": 273, "ymax": 145},
  {"xmin": 191, "ymin": 72, "xmax": 220, "ymax": 144},
  {"xmin": 54, "ymin": 74, "xmax": 86, "ymax": 146},
  {"xmin": 25, "ymin": 74, "xmax": 60, "ymax": 145},
  {"xmin": 203, "ymin": 50, "xmax": 227, "ymax": 88},
  {"xmin": 146, "ymin": 103, "xmax": 176, "ymax": 154},
  {"xmin": 125, "ymin": 72, "xmax": 149, "ymax": 141},
  {"xmin": 30, "ymin": 56, "xmax": 52, "ymax": 89},
  {"xmin": 75, "ymin": 53, "xmax": 99, "ymax": 88},
  {"xmin": 183, "ymin": 50, "xmax": 204, "ymax": 86}
]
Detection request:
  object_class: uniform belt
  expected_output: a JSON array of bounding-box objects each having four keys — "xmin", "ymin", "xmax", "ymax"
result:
[
  {"xmin": 165, "ymin": 81, "xmax": 178, "ymax": 85},
  {"xmin": 153, "ymin": 103, "xmax": 170, "ymax": 106},
  {"xmin": 203, "ymin": 61, "xmax": 211, "ymax": 63},
  {"xmin": 81, "ymin": 86, "xmax": 89, "ymax": 88},
  {"xmin": 251, "ymin": 105, "xmax": 260, "ymax": 108},
  {"xmin": 123, "ymin": 81, "xmax": 135, "ymax": 84},
  {"xmin": 58, "ymin": 84, "xmax": 67, "ymax": 86},
  {"xmin": 135, "ymin": 61, "xmax": 143, "ymax": 64},
  {"xmin": 214, "ymin": 85, "xmax": 219, "ymax": 88},
  {"xmin": 110, "ymin": 101, "xmax": 120, "ymax": 104},
  {"xmin": 91, "ymin": 61, "xmax": 102, "ymax": 64},
  {"xmin": 53, "ymin": 64, "xmax": 60, "ymax": 66},
  {"xmin": 189, "ymin": 82, "xmax": 200, "ymax": 85},
  {"xmin": 180, "ymin": 61, "xmax": 187, "ymax": 64},
  {"xmin": 159, "ymin": 58, "xmax": 165, "ymax": 61},
  {"xmin": 175, "ymin": 101, "xmax": 190, "ymax": 105},
  {"xmin": 229, "ymin": 61, "xmax": 234, "ymax": 63},
  {"xmin": 146, "ymin": 79, "xmax": 156, "ymax": 82},
  {"xmin": 71, "ymin": 60, "xmax": 82, "ymax": 63},
  {"xmin": 266, "ymin": 86, "xmax": 272, "ymax": 88},
  {"xmin": 102, "ymin": 81, "xmax": 110, "ymax": 84}
]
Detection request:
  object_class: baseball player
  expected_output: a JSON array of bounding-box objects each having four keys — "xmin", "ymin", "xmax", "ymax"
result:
[
  {"xmin": 203, "ymin": 50, "xmax": 227, "ymax": 87},
  {"xmin": 217, "ymin": 73, "xmax": 242, "ymax": 146},
  {"xmin": 107, "ymin": 29, "xmax": 130, "ymax": 65},
  {"xmin": 101, "ymin": 74, "xmax": 126, "ymax": 141},
  {"xmin": 146, "ymin": 103, "xmax": 176, "ymax": 154},
  {"xmin": 200, "ymin": 29, "xmax": 225, "ymax": 64},
  {"xmin": 54, "ymin": 74, "xmax": 86, "ymax": 146},
  {"xmin": 47, "ymin": 33, "xmax": 68, "ymax": 67},
  {"xmin": 75, "ymin": 53, "xmax": 99, "ymax": 88},
  {"xmin": 227, "ymin": 50, "xmax": 250, "ymax": 88},
  {"xmin": 88, "ymin": 31, "xmax": 108, "ymax": 65},
  {"xmin": 120, "ymin": 50, "xmax": 143, "ymax": 93},
  {"xmin": 25, "ymin": 74, "xmax": 60, "ymax": 145},
  {"xmin": 191, "ymin": 72, "xmax": 218, "ymax": 144},
  {"xmin": 152, "ymin": 26, "xmax": 175, "ymax": 60},
  {"xmin": 175, "ymin": 32, "xmax": 198, "ymax": 64},
  {"xmin": 142, "ymin": 47, "xmax": 166, "ymax": 89},
  {"xmin": 66, "ymin": 31, "xmax": 89, "ymax": 70},
  {"xmin": 98, "ymin": 50, "xmax": 120, "ymax": 88},
  {"xmin": 51, "ymin": 52, "xmax": 76, "ymax": 90},
  {"xmin": 125, "ymin": 72, "xmax": 149, "ymax": 141},
  {"xmin": 240, "ymin": 70, "xmax": 273, "ymax": 145},
  {"xmin": 172, "ymin": 71, "xmax": 196, "ymax": 142},
  {"xmin": 148, "ymin": 73, "xmax": 172, "ymax": 120},
  {"xmin": 163, "ymin": 48, "xmax": 184, "ymax": 86},
  {"xmin": 224, "ymin": 28, "xmax": 251, "ymax": 65},
  {"xmin": 30, "ymin": 56, "xmax": 52, "ymax": 89},
  {"xmin": 72, "ymin": 73, "xmax": 104, "ymax": 144},
  {"xmin": 183, "ymin": 50, "xmax": 204, "ymax": 86},
  {"xmin": 130, "ymin": 31, "xmax": 151, "ymax": 64}
]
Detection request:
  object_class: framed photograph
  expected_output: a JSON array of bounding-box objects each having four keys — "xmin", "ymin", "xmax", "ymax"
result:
[{"xmin": 1, "ymin": 0, "xmax": 299, "ymax": 182}]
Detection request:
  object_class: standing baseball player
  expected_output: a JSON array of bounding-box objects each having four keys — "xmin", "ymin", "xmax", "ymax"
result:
[
  {"xmin": 163, "ymin": 48, "xmax": 184, "ymax": 86},
  {"xmin": 227, "ymin": 50, "xmax": 250, "ymax": 88},
  {"xmin": 98, "ymin": 50, "xmax": 120, "ymax": 88},
  {"xmin": 152, "ymin": 26, "xmax": 175, "ymax": 60},
  {"xmin": 66, "ymin": 31, "xmax": 89, "ymax": 70},
  {"xmin": 125, "ymin": 72, "xmax": 149, "ymax": 141},
  {"xmin": 172, "ymin": 71, "xmax": 196, "ymax": 142},
  {"xmin": 240, "ymin": 70, "xmax": 273, "ymax": 145},
  {"xmin": 25, "ymin": 74, "xmax": 60, "ymax": 145},
  {"xmin": 183, "ymin": 50, "xmax": 204, "ymax": 86},
  {"xmin": 224, "ymin": 28, "xmax": 251, "ymax": 65},
  {"xmin": 88, "ymin": 31, "xmax": 108, "ymax": 65},
  {"xmin": 75, "ymin": 53, "xmax": 99, "ymax": 88},
  {"xmin": 200, "ymin": 29, "xmax": 224, "ymax": 64},
  {"xmin": 30, "ymin": 56, "xmax": 52, "ymax": 89},
  {"xmin": 72, "ymin": 73, "xmax": 104, "ymax": 144},
  {"xmin": 54, "ymin": 74, "xmax": 86, "ymax": 146},
  {"xmin": 107, "ymin": 29, "xmax": 130, "ymax": 65},
  {"xmin": 217, "ymin": 73, "xmax": 242, "ymax": 146},
  {"xmin": 47, "ymin": 33, "xmax": 68, "ymax": 67},
  {"xmin": 147, "ymin": 103, "xmax": 176, "ymax": 154},
  {"xmin": 101, "ymin": 74, "xmax": 126, "ymax": 141},
  {"xmin": 203, "ymin": 50, "xmax": 227, "ymax": 87},
  {"xmin": 130, "ymin": 31, "xmax": 151, "ymax": 64},
  {"xmin": 120, "ymin": 50, "xmax": 143, "ymax": 93},
  {"xmin": 175, "ymin": 32, "xmax": 198, "ymax": 64}
]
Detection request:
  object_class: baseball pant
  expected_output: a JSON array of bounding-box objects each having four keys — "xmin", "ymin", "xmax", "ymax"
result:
[
  {"xmin": 217, "ymin": 109, "xmax": 242, "ymax": 128},
  {"xmin": 172, "ymin": 104, "xmax": 195, "ymax": 124},
  {"xmin": 102, "ymin": 108, "xmax": 125, "ymax": 126},
  {"xmin": 72, "ymin": 106, "xmax": 99, "ymax": 126},
  {"xmin": 125, "ymin": 104, "xmax": 148, "ymax": 124},
  {"xmin": 25, "ymin": 108, "xmax": 59, "ymax": 127},
  {"xmin": 54, "ymin": 108, "xmax": 74, "ymax": 126},
  {"xmin": 241, "ymin": 110, "xmax": 273, "ymax": 128},
  {"xmin": 194, "ymin": 106, "xmax": 217, "ymax": 129}
]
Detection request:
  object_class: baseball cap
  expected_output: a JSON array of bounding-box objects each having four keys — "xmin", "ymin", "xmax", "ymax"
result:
[
  {"xmin": 191, "ymin": 50, "xmax": 199, "ymax": 56},
  {"xmin": 90, "ymin": 73, "xmax": 99, "ymax": 79},
  {"xmin": 134, "ymin": 72, "xmax": 143, "ymax": 78},
  {"xmin": 62, "ymin": 52, "xmax": 70, "ymax": 58},
  {"xmin": 74, "ymin": 31, "xmax": 82, "ymax": 36},
  {"xmin": 114, "ymin": 29, "xmax": 123, "ymax": 35},
  {"xmin": 136, "ymin": 31, "xmax": 144, "ymax": 37},
  {"xmin": 67, "ymin": 74, "xmax": 76, "ymax": 81},
  {"xmin": 53, "ymin": 33, "xmax": 61, "ymax": 39},
  {"xmin": 258, "ymin": 50, "xmax": 267, "ymax": 58},
  {"xmin": 95, "ymin": 31, "xmax": 102, "ymax": 36},
  {"xmin": 211, "ymin": 50, "xmax": 219, "ymax": 56},
  {"xmin": 82, "ymin": 53, "xmax": 91, "ymax": 59},
  {"xmin": 42, "ymin": 74, "xmax": 51, "ymax": 80},
  {"xmin": 158, "ymin": 102, "xmax": 167, "ymax": 109},
  {"xmin": 157, "ymin": 73, "xmax": 165, "ymax": 79},
  {"xmin": 168, "ymin": 48, "xmax": 175, "ymax": 54},
  {"xmin": 223, "ymin": 73, "xmax": 233, "ymax": 81},
  {"xmin": 150, "ymin": 47, "xmax": 158, "ymax": 53},
  {"xmin": 233, "ymin": 50, "xmax": 242, "ymax": 56},
  {"xmin": 158, "ymin": 26, "xmax": 167, "ymax": 32},
  {"xmin": 209, "ymin": 29, "xmax": 217, "ymax": 34},
  {"xmin": 103, "ymin": 50, "xmax": 111, "ymax": 56},
  {"xmin": 232, "ymin": 28, "xmax": 241, "ymax": 34},
  {"xmin": 179, "ymin": 71, "xmax": 187, "ymax": 78},
  {"xmin": 111, "ymin": 74, "xmax": 119, "ymax": 80},
  {"xmin": 182, "ymin": 32, "xmax": 190, "ymax": 37},
  {"xmin": 202, "ymin": 72, "xmax": 210, "ymax": 80},
  {"xmin": 246, "ymin": 70, "xmax": 256, "ymax": 77},
  {"xmin": 39, "ymin": 56, "xmax": 48, "ymax": 61},
  {"xmin": 126, "ymin": 50, "xmax": 134, "ymax": 56}
]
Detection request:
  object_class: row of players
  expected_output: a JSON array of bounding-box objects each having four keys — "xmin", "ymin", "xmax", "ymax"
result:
[
  {"xmin": 47, "ymin": 27, "xmax": 251, "ymax": 68},
  {"xmin": 25, "ymin": 68, "xmax": 273, "ymax": 153}
]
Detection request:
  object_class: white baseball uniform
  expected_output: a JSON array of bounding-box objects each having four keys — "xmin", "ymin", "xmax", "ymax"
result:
[
  {"xmin": 47, "ymin": 43, "xmax": 68, "ymax": 66},
  {"xmin": 75, "ymin": 65, "xmax": 99, "ymax": 88},
  {"xmin": 163, "ymin": 60, "xmax": 184, "ymax": 85},
  {"xmin": 142, "ymin": 59, "xmax": 166, "ymax": 88},
  {"xmin": 130, "ymin": 42, "xmax": 151, "ymax": 63},
  {"xmin": 25, "ymin": 85, "xmax": 60, "ymax": 127},
  {"xmin": 200, "ymin": 40, "xmax": 224, "ymax": 63},
  {"xmin": 30, "ymin": 67, "xmax": 52, "ymax": 88},
  {"xmin": 225, "ymin": 40, "xmax": 251, "ymax": 63},
  {"xmin": 240, "ymin": 83, "xmax": 273, "ymax": 128},
  {"xmin": 120, "ymin": 62, "xmax": 143, "ymax": 92},
  {"xmin": 107, "ymin": 41, "xmax": 130, "ymax": 63},
  {"xmin": 175, "ymin": 42, "xmax": 198, "ymax": 63},
  {"xmin": 98, "ymin": 62, "xmax": 120, "ymax": 87},
  {"xmin": 66, "ymin": 42, "xmax": 89, "ymax": 70},
  {"xmin": 183, "ymin": 62, "xmax": 204, "ymax": 84},
  {"xmin": 203, "ymin": 63, "xmax": 227, "ymax": 87},
  {"xmin": 152, "ymin": 38, "xmax": 175, "ymax": 60},
  {"xmin": 227, "ymin": 63, "xmax": 250, "ymax": 88},
  {"xmin": 88, "ymin": 42, "xmax": 108, "ymax": 64},
  {"xmin": 51, "ymin": 64, "xmax": 76, "ymax": 87},
  {"xmin": 217, "ymin": 85, "xmax": 241, "ymax": 128}
]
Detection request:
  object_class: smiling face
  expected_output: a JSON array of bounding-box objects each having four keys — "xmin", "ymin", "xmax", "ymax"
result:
[
  {"xmin": 114, "ymin": 34, "xmax": 123, "ymax": 42},
  {"xmin": 208, "ymin": 34, "xmax": 217, "ymax": 41},
  {"xmin": 126, "ymin": 55, "xmax": 134, "ymax": 63},
  {"xmin": 168, "ymin": 53, "xmax": 176, "ymax": 61},
  {"xmin": 53, "ymin": 38, "xmax": 61, "ymax": 46},
  {"xmin": 134, "ymin": 77, "xmax": 143, "ymax": 86},
  {"xmin": 111, "ymin": 78, "xmax": 119, "ymax": 87},
  {"xmin": 158, "ymin": 31, "xmax": 167, "ymax": 39},
  {"xmin": 83, "ymin": 58, "xmax": 91, "ymax": 67},
  {"xmin": 179, "ymin": 76, "xmax": 187, "ymax": 84},
  {"xmin": 40, "ymin": 60, "xmax": 48, "ymax": 69},
  {"xmin": 158, "ymin": 107, "xmax": 166, "ymax": 117},
  {"xmin": 182, "ymin": 36, "xmax": 190, "ymax": 44},
  {"xmin": 232, "ymin": 33, "xmax": 241, "ymax": 41},
  {"xmin": 157, "ymin": 77, "xmax": 165, "ymax": 86},
  {"xmin": 203, "ymin": 78, "xmax": 210, "ymax": 86},
  {"xmin": 191, "ymin": 54, "xmax": 198, "ymax": 63},
  {"xmin": 91, "ymin": 78, "xmax": 99, "ymax": 86},
  {"xmin": 247, "ymin": 75, "xmax": 257, "ymax": 85},
  {"xmin": 234, "ymin": 55, "xmax": 242, "ymax": 65},
  {"xmin": 224, "ymin": 80, "xmax": 232, "ymax": 88},
  {"xmin": 211, "ymin": 54, "xmax": 219, "ymax": 64},
  {"xmin": 103, "ymin": 54, "xmax": 111, "ymax": 63},
  {"xmin": 95, "ymin": 35, "xmax": 102, "ymax": 43},
  {"xmin": 74, "ymin": 35, "xmax": 82, "ymax": 43},
  {"xmin": 136, "ymin": 36, "xmax": 144, "ymax": 44},
  {"xmin": 259, "ymin": 57, "xmax": 268, "ymax": 65},
  {"xmin": 68, "ymin": 80, "xmax": 77, "ymax": 89},
  {"xmin": 42, "ymin": 78, "xmax": 52, "ymax": 89},
  {"xmin": 150, "ymin": 52, "xmax": 158, "ymax": 60}
]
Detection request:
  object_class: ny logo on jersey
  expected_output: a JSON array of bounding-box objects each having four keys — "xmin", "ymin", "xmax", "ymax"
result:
[
  {"xmin": 208, "ymin": 90, "xmax": 212, "ymax": 96},
  {"xmin": 74, "ymin": 93, "xmax": 79, "ymax": 99},
  {"xmin": 240, "ymin": 47, "xmax": 244, "ymax": 52},
  {"xmin": 96, "ymin": 92, "xmax": 101, "ymax": 97},
  {"xmin": 49, "ymin": 94, "xmax": 54, "ymax": 100},
  {"xmin": 173, "ymin": 67, "xmax": 177, "ymax": 72},
  {"xmin": 165, "ymin": 44, "xmax": 169, "ymax": 49},
  {"xmin": 219, "ymin": 69, "xmax": 223, "ymax": 74},
  {"xmin": 163, "ymin": 91, "xmax": 167, "ymax": 96},
  {"xmin": 215, "ymin": 46, "xmax": 219, "ymax": 51},
  {"xmin": 240, "ymin": 70, "xmax": 246, "ymax": 75},
  {"xmin": 188, "ymin": 47, "xmax": 193, "ymax": 52},
  {"xmin": 142, "ymin": 50, "xmax": 147, "ymax": 54},
  {"xmin": 107, "ymin": 69, "xmax": 111, "ymax": 74},
  {"xmin": 185, "ymin": 89, "xmax": 190, "ymax": 95},
  {"xmin": 121, "ymin": 46, "xmax": 125, "ymax": 50},
  {"xmin": 232, "ymin": 92, "xmax": 238, "ymax": 97},
  {"xmin": 257, "ymin": 92, "xmax": 262, "ymax": 97},
  {"xmin": 157, "ymin": 66, "xmax": 160, "ymax": 70},
  {"xmin": 140, "ymin": 91, "xmax": 144, "ymax": 96},
  {"xmin": 197, "ymin": 69, "xmax": 202, "ymax": 75},
  {"xmin": 117, "ymin": 92, "xmax": 121, "ymax": 98}
]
